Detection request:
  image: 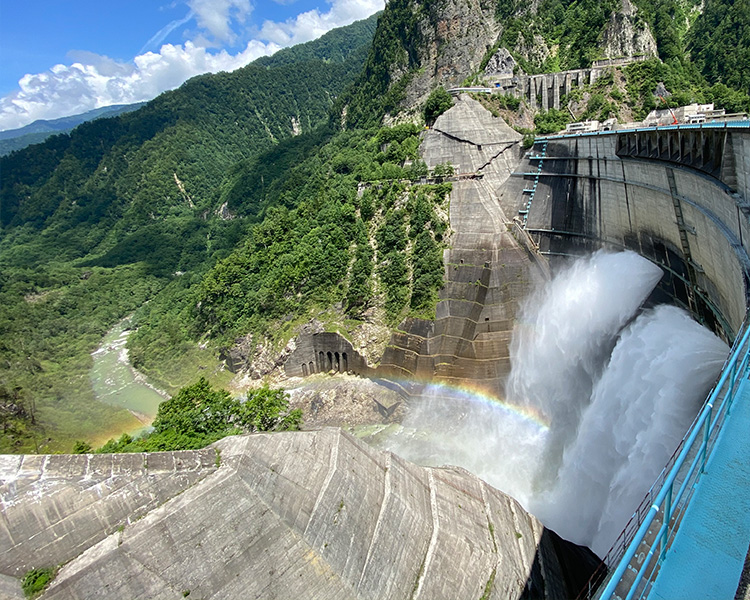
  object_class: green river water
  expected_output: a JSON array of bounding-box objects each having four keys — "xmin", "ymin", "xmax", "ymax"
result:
[{"xmin": 90, "ymin": 321, "xmax": 166, "ymax": 426}]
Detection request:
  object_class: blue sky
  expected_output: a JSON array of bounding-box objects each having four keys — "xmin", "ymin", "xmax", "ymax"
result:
[{"xmin": 0, "ymin": 0, "xmax": 383, "ymax": 131}]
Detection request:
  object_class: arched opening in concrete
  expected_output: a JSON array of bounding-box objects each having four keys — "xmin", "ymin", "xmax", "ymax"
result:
[
  {"xmin": 301, "ymin": 363, "xmax": 308, "ymax": 376},
  {"xmin": 327, "ymin": 351, "xmax": 333, "ymax": 371},
  {"xmin": 334, "ymin": 352, "xmax": 340, "ymax": 372},
  {"xmin": 319, "ymin": 351, "xmax": 325, "ymax": 372},
  {"xmin": 309, "ymin": 361, "xmax": 315, "ymax": 374},
  {"xmin": 342, "ymin": 352, "xmax": 348, "ymax": 372}
]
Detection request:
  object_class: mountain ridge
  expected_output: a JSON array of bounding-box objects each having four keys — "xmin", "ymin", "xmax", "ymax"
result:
[{"xmin": 0, "ymin": 104, "xmax": 147, "ymax": 156}]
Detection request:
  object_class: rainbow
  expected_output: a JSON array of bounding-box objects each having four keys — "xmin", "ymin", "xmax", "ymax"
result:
[{"xmin": 376, "ymin": 376, "xmax": 550, "ymax": 432}]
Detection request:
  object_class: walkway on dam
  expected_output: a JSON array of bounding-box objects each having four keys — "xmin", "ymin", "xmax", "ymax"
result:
[{"xmin": 649, "ymin": 376, "xmax": 750, "ymax": 599}]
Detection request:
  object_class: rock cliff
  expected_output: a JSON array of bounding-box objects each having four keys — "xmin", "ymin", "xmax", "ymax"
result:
[
  {"xmin": 392, "ymin": 0, "xmax": 501, "ymax": 115},
  {"xmin": 600, "ymin": 0, "xmax": 658, "ymax": 59},
  {"xmin": 360, "ymin": 0, "xmax": 659, "ymax": 122},
  {"xmin": 0, "ymin": 430, "xmax": 598, "ymax": 599}
]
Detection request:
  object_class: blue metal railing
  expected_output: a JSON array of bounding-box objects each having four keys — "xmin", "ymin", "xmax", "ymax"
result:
[
  {"xmin": 592, "ymin": 318, "xmax": 750, "ymax": 599},
  {"xmin": 537, "ymin": 120, "xmax": 750, "ymax": 142}
]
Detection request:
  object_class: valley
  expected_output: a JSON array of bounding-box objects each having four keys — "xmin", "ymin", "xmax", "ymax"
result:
[{"xmin": 1, "ymin": 0, "xmax": 750, "ymax": 597}]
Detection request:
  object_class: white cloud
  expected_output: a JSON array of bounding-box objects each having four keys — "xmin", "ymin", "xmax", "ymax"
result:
[
  {"xmin": 188, "ymin": 0, "xmax": 252, "ymax": 45},
  {"xmin": 259, "ymin": 0, "xmax": 384, "ymax": 46},
  {"xmin": 0, "ymin": 0, "xmax": 383, "ymax": 132},
  {"xmin": 0, "ymin": 40, "xmax": 280, "ymax": 131}
]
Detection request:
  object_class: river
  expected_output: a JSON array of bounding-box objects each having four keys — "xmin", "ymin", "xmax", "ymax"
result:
[{"xmin": 90, "ymin": 320, "xmax": 167, "ymax": 428}]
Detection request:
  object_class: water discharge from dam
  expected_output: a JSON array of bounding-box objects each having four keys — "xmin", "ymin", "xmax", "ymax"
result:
[{"xmin": 384, "ymin": 250, "xmax": 729, "ymax": 557}]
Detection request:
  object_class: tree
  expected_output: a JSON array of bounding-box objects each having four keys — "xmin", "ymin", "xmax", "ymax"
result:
[
  {"xmin": 239, "ymin": 386, "xmax": 302, "ymax": 432},
  {"xmin": 72, "ymin": 440, "xmax": 93, "ymax": 454},
  {"xmin": 96, "ymin": 378, "xmax": 302, "ymax": 453},
  {"xmin": 152, "ymin": 377, "xmax": 236, "ymax": 436},
  {"xmin": 423, "ymin": 87, "xmax": 454, "ymax": 125}
]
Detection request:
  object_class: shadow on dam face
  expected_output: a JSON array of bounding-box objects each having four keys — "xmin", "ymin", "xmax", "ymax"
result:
[{"xmin": 523, "ymin": 529, "xmax": 604, "ymax": 600}]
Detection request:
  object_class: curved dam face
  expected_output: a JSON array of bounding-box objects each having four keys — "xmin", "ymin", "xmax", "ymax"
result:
[
  {"xmin": 510, "ymin": 125, "xmax": 750, "ymax": 342},
  {"xmin": 369, "ymin": 110, "xmax": 749, "ymax": 556}
]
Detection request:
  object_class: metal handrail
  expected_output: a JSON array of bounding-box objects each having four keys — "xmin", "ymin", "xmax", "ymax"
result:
[
  {"xmin": 594, "ymin": 319, "xmax": 750, "ymax": 599},
  {"xmin": 537, "ymin": 120, "xmax": 750, "ymax": 141}
]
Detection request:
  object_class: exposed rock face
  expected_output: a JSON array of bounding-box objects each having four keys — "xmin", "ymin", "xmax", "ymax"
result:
[
  {"xmin": 0, "ymin": 430, "xmax": 598, "ymax": 599},
  {"xmin": 389, "ymin": 0, "xmax": 502, "ymax": 116},
  {"xmin": 514, "ymin": 33, "xmax": 553, "ymax": 71},
  {"xmin": 285, "ymin": 374, "xmax": 405, "ymax": 428},
  {"xmin": 483, "ymin": 47, "xmax": 521, "ymax": 76},
  {"xmin": 600, "ymin": 0, "xmax": 658, "ymax": 59}
]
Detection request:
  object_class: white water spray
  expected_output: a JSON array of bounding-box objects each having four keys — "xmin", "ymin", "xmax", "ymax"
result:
[
  {"xmin": 506, "ymin": 251, "xmax": 664, "ymax": 487},
  {"xmin": 383, "ymin": 250, "xmax": 729, "ymax": 557},
  {"xmin": 531, "ymin": 303, "xmax": 729, "ymax": 555}
]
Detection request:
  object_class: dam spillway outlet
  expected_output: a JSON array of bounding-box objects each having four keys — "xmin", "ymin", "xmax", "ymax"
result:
[{"xmin": 379, "ymin": 251, "xmax": 729, "ymax": 558}]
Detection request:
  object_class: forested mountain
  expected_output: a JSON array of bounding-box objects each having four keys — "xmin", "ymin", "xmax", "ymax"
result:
[
  {"xmin": 1, "ymin": 0, "xmax": 749, "ymax": 454},
  {"xmin": 0, "ymin": 14, "xmax": 378, "ymax": 453},
  {"xmin": 0, "ymin": 104, "xmax": 146, "ymax": 157}
]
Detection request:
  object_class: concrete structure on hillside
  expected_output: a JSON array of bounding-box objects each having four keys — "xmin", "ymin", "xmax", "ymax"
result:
[
  {"xmin": 453, "ymin": 68, "xmax": 606, "ymax": 112},
  {"xmin": 376, "ymin": 96, "xmax": 545, "ymax": 396},
  {"xmin": 284, "ymin": 96, "xmax": 543, "ymax": 398},
  {"xmin": 285, "ymin": 332, "xmax": 372, "ymax": 378},
  {"xmin": 0, "ymin": 430, "xmax": 597, "ymax": 599}
]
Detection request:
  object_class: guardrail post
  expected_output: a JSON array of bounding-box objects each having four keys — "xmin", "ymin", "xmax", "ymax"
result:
[
  {"xmin": 700, "ymin": 403, "xmax": 712, "ymax": 474},
  {"xmin": 728, "ymin": 360, "xmax": 738, "ymax": 415},
  {"xmin": 660, "ymin": 484, "xmax": 673, "ymax": 561}
]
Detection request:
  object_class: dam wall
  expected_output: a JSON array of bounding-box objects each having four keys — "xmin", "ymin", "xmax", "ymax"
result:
[
  {"xmin": 0, "ymin": 430, "xmax": 598, "ymax": 599},
  {"xmin": 511, "ymin": 125, "xmax": 750, "ymax": 341},
  {"xmin": 376, "ymin": 96, "xmax": 543, "ymax": 396}
]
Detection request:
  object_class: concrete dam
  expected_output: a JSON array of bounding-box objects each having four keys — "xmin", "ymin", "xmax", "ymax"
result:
[
  {"xmin": 515, "ymin": 121, "xmax": 750, "ymax": 341},
  {"xmin": 2, "ymin": 97, "xmax": 749, "ymax": 599}
]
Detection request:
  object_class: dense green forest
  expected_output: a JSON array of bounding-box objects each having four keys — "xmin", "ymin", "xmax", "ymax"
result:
[
  {"xmin": 0, "ymin": 15, "xmax": 378, "ymax": 453},
  {"xmin": 1, "ymin": 0, "xmax": 749, "ymax": 454},
  {"xmin": 130, "ymin": 123, "xmax": 450, "ymax": 385},
  {"xmin": 688, "ymin": 0, "xmax": 750, "ymax": 93}
]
